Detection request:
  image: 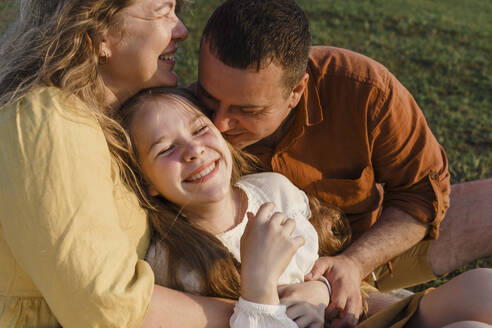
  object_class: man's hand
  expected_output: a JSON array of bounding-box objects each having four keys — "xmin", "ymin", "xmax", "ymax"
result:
[
  {"xmin": 306, "ymin": 255, "xmax": 364, "ymax": 328},
  {"xmin": 278, "ymin": 280, "xmax": 330, "ymax": 328}
]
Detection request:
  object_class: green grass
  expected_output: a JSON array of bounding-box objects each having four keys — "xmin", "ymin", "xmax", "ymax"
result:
[{"xmin": 1, "ymin": 0, "xmax": 491, "ymax": 290}]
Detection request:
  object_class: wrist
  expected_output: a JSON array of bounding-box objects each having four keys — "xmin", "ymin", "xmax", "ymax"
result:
[
  {"xmin": 240, "ymin": 284, "xmax": 279, "ymax": 305},
  {"xmin": 318, "ymin": 275, "xmax": 332, "ymax": 297},
  {"xmin": 241, "ymin": 271, "xmax": 279, "ymax": 305},
  {"xmin": 338, "ymin": 253, "xmax": 365, "ymax": 280}
]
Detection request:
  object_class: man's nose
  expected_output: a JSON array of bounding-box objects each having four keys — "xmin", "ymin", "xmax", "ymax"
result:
[{"xmin": 213, "ymin": 106, "xmax": 236, "ymax": 132}]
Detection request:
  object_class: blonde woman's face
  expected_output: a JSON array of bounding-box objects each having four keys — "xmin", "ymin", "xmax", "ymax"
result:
[
  {"xmin": 100, "ymin": 0, "xmax": 188, "ymax": 102},
  {"xmin": 130, "ymin": 96, "xmax": 234, "ymax": 212}
]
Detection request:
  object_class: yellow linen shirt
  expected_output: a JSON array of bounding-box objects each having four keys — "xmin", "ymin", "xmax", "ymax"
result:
[{"xmin": 0, "ymin": 87, "xmax": 153, "ymax": 327}]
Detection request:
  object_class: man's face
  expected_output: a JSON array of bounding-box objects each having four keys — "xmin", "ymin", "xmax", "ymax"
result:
[{"xmin": 198, "ymin": 40, "xmax": 302, "ymax": 149}]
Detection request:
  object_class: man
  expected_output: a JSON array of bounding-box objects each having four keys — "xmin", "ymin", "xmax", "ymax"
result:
[{"xmin": 196, "ymin": 0, "xmax": 492, "ymax": 326}]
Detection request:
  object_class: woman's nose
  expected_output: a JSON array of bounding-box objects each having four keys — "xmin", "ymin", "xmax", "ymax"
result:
[{"xmin": 173, "ymin": 18, "xmax": 188, "ymax": 42}]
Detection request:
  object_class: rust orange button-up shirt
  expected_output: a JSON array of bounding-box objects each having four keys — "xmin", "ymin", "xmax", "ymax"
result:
[{"xmin": 246, "ymin": 46, "xmax": 450, "ymax": 240}]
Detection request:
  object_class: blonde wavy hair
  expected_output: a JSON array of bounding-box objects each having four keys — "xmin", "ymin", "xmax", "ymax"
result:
[{"xmin": 0, "ymin": 0, "xmax": 185, "ymax": 188}]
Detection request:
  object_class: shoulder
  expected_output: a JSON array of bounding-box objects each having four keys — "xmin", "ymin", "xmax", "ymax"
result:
[
  {"xmin": 308, "ymin": 46, "xmax": 391, "ymax": 92},
  {"xmin": 1, "ymin": 86, "xmax": 105, "ymax": 147},
  {"xmin": 0, "ymin": 86, "xmax": 111, "ymax": 175},
  {"xmin": 238, "ymin": 173, "xmax": 310, "ymax": 218},
  {"xmin": 238, "ymin": 172, "xmax": 300, "ymax": 198},
  {"xmin": 1, "ymin": 86, "xmax": 99, "ymax": 129}
]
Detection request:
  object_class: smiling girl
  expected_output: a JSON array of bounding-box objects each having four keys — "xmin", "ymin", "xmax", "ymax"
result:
[{"xmin": 116, "ymin": 87, "xmax": 372, "ymax": 327}]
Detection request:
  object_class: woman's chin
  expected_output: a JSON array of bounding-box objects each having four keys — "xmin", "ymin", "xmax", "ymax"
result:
[{"xmin": 156, "ymin": 70, "xmax": 179, "ymax": 87}]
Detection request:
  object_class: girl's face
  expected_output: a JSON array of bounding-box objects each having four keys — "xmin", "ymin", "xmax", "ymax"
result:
[
  {"xmin": 130, "ymin": 96, "xmax": 234, "ymax": 210},
  {"xmin": 100, "ymin": 0, "xmax": 188, "ymax": 101}
]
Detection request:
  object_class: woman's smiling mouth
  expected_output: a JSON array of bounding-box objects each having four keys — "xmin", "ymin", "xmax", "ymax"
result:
[{"xmin": 158, "ymin": 54, "xmax": 175, "ymax": 62}]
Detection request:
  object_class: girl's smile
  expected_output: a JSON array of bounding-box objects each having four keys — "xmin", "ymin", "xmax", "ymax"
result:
[{"xmin": 184, "ymin": 159, "xmax": 220, "ymax": 183}]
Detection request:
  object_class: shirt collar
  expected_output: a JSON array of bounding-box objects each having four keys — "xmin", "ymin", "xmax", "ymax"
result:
[{"xmin": 298, "ymin": 62, "xmax": 324, "ymax": 127}]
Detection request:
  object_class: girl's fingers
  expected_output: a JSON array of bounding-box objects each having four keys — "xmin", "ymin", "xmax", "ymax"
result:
[
  {"xmin": 286, "ymin": 304, "xmax": 322, "ymax": 327},
  {"xmin": 295, "ymin": 315, "xmax": 316, "ymax": 328},
  {"xmin": 308, "ymin": 323, "xmax": 323, "ymax": 328},
  {"xmin": 254, "ymin": 202, "xmax": 275, "ymax": 223},
  {"xmin": 269, "ymin": 211, "xmax": 285, "ymax": 225},
  {"xmin": 293, "ymin": 235, "xmax": 306, "ymax": 249},
  {"xmin": 285, "ymin": 302, "xmax": 304, "ymax": 320},
  {"xmin": 281, "ymin": 217, "xmax": 297, "ymax": 235}
]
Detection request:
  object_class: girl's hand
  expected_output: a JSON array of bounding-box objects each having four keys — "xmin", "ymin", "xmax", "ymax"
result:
[
  {"xmin": 240, "ymin": 202, "xmax": 305, "ymax": 305},
  {"xmin": 278, "ymin": 281, "xmax": 330, "ymax": 328}
]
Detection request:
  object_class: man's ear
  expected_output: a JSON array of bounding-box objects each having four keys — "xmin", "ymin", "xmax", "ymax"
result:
[{"xmin": 288, "ymin": 72, "xmax": 309, "ymax": 109}]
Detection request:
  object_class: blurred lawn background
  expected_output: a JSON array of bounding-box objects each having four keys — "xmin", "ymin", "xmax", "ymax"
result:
[{"xmin": 1, "ymin": 0, "xmax": 491, "ymax": 291}]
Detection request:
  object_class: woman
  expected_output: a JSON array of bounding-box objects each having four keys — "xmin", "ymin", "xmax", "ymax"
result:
[
  {"xmin": 0, "ymin": 0, "xmax": 191, "ymax": 327},
  {"xmin": 0, "ymin": 1, "xmax": 328, "ymax": 327}
]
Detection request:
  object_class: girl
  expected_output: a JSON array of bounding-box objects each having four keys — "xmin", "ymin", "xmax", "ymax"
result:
[
  {"xmin": 117, "ymin": 86, "xmax": 369, "ymax": 327},
  {"xmin": 0, "ymin": 0, "xmax": 190, "ymax": 326}
]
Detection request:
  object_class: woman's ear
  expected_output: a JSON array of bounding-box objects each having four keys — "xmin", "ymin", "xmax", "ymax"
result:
[
  {"xmin": 98, "ymin": 29, "xmax": 115, "ymax": 64},
  {"xmin": 288, "ymin": 72, "xmax": 309, "ymax": 110},
  {"xmin": 99, "ymin": 40, "xmax": 112, "ymax": 64}
]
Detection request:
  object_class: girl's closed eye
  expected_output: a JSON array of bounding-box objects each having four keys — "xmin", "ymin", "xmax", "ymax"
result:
[
  {"xmin": 193, "ymin": 124, "xmax": 209, "ymax": 136},
  {"xmin": 157, "ymin": 144, "xmax": 176, "ymax": 157}
]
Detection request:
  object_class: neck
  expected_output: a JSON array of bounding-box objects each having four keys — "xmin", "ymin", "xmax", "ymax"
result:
[
  {"xmin": 184, "ymin": 186, "xmax": 246, "ymax": 235},
  {"xmin": 103, "ymin": 90, "xmax": 121, "ymax": 113},
  {"xmin": 101, "ymin": 74, "xmax": 136, "ymax": 112}
]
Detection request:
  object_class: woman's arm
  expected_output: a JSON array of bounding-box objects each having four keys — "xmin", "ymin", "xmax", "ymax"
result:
[
  {"xmin": 141, "ymin": 285, "xmax": 235, "ymax": 328},
  {"xmin": 0, "ymin": 89, "xmax": 155, "ymax": 327}
]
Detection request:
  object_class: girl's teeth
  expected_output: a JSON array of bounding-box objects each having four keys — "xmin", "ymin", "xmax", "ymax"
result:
[{"xmin": 188, "ymin": 162, "xmax": 216, "ymax": 181}]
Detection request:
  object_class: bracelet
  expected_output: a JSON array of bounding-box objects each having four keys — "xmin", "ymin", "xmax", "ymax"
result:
[{"xmin": 318, "ymin": 276, "xmax": 332, "ymax": 296}]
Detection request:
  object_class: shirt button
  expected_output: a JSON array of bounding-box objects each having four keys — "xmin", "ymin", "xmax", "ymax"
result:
[{"xmin": 430, "ymin": 172, "xmax": 438, "ymax": 180}]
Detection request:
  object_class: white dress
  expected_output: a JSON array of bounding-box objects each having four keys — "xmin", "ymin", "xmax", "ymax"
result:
[{"xmin": 147, "ymin": 172, "xmax": 319, "ymax": 328}]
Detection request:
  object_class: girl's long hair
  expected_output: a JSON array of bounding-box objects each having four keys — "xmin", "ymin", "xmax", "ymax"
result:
[{"xmin": 116, "ymin": 87, "xmax": 362, "ymax": 301}]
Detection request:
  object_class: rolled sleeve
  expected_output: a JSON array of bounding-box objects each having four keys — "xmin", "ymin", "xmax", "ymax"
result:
[
  {"xmin": 369, "ymin": 73, "xmax": 451, "ymax": 239},
  {"xmin": 0, "ymin": 88, "xmax": 154, "ymax": 327}
]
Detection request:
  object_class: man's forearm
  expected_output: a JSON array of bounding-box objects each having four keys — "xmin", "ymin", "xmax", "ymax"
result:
[{"xmin": 343, "ymin": 207, "xmax": 428, "ymax": 279}]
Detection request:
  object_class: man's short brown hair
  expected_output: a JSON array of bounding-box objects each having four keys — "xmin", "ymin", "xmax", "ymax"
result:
[{"xmin": 201, "ymin": 0, "xmax": 312, "ymax": 94}]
